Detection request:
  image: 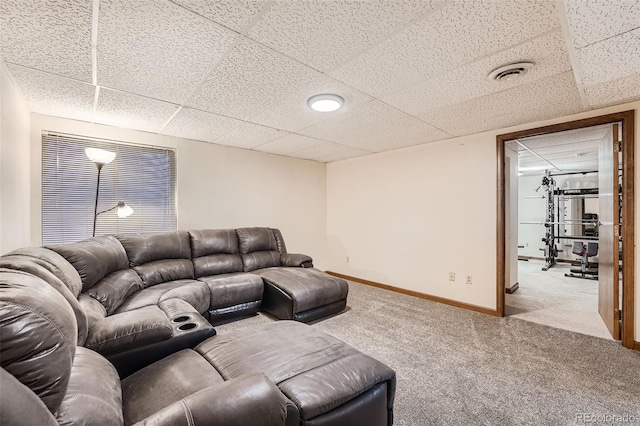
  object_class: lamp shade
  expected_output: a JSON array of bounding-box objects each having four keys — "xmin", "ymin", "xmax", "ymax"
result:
[
  {"xmin": 85, "ymin": 147, "xmax": 116, "ymax": 165},
  {"xmin": 116, "ymin": 201, "xmax": 134, "ymax": 218}
]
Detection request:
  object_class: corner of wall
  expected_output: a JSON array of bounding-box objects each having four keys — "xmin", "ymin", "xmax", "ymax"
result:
[{"xmin": 1, "ymin": 62, "xmax": 31, "ymax": 254}]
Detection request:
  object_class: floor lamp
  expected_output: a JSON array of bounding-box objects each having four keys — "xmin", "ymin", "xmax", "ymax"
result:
[{"xmin": 86, "ymin": 148, "xmax": 133, "ymax": 237}]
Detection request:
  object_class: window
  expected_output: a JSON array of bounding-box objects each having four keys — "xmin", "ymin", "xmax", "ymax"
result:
[{"xmin": 42, "ymin": 132, "xmax": 176, "ymax": 244}]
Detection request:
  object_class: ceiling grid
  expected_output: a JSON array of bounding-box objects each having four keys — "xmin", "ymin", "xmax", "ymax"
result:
[{"xmin": 1, "ymin": 0, "xmax": 638, "ymax": 162}]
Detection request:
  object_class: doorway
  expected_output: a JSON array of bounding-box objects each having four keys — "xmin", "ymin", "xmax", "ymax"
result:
[{"xmin": 496, "ymin": 111, "xmax": 635, "ymax": 349}]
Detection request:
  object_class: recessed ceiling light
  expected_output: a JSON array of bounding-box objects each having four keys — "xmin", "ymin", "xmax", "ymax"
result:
[
  {"xmin": 307, "ymin": 94, "xmax": 344, "ymax": 112},
  {"xmin": 488, "ymin": 62, "xmax": 535, "ymax": 81}
]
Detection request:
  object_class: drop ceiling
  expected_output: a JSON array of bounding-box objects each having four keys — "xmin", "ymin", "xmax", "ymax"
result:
[
  {"xmin": 1, "ymin": 0, "xmax": 638, "ymax": 163},
  {"xmin": 506, "ymin": 124, "xmax": 612, "ymax": 174}
]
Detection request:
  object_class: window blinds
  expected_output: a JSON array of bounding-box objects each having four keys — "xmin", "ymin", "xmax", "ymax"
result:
[{"xmin": 42, "ymin": 132, "xmax": 177, "ymax": 244}]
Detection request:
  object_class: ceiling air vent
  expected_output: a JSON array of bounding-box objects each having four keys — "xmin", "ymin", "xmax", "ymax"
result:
[{"xmin": 488, "ymin": 62, "xmax": 535, "ymax": 81}]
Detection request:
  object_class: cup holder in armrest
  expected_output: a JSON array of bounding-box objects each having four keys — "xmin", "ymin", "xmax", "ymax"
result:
[
  {"xmin": 177, "ymin": 322, "xmax": 198, "ymax": 331},
  {"xmin": 172, "ymin": 315, "xmax": 191, "ymax": 323}
]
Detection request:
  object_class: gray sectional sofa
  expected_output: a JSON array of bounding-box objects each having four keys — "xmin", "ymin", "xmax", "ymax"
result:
[{"xmin": 0, "ymin": 227, "xmax": 395, "ymax": 426}]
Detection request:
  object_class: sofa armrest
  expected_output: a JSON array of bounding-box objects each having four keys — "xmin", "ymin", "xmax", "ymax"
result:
[
  {"xmin": 134, "ymin": 373, "xmax": 289, "ymax": 426},
  {"xmin": 281, "ymin": 253, "xmax": 313, "ymax": 268},
  {"xmin": 108, "ymin": 300, "xmax": 216, "ymax": 378},
  {"xmin": 84, "ymin": 305, "xmax": 173, "ymax": 356}
]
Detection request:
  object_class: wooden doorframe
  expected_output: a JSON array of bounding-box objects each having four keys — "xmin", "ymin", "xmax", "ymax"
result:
[{"xmin": 496, "ymin": 110, "xmax": 635, "ymax": 349}]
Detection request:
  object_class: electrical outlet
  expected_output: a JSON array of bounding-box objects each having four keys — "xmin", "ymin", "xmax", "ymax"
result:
[
  {"xmin": 449, "ymin": 272, "xmax": 455, "ymax": 281},
  {"xmin": 466, "ymin": 275, "xmax": 473, "ymax": 285},
  {"xmin": 346, "ymin": 256, "xmax": 350, "ymax": 263}
]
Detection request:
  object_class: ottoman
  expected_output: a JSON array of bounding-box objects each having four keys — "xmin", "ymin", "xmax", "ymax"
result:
[
  {"xmin": 253, "ymin": 267, "xmax": 349, "ymax": 322},
  {"xmin": 196, "ymin": 321, "xmax": 396, "ymax": 426}
]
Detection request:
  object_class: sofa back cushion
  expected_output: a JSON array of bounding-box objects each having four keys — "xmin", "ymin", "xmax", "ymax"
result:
[
  {"xmin": 85, "ymin": 269, "xmax": 144, "ymax": 315},
  {"xmin": 0, "ymin": 248, "xmax": 89, "ymax": 346},
  {"xmin": 271, "ymin": 228, "xmax": 287, "ymax": 253},
  {"xmin": 189, "ymin": 229, "xmax": 243, "ymax": 277},
  {"xmin": 116, "ymin": 231, "xmax": 194, "ymax": 288},
  {"xmin": 236, "ymin": 228, "xmax": 282, "ymax": 272},
  {"xmin": 47, "ymin": 236, "xmax": 128, "ymax": 292},
  {"xmin": 0, "ymin": 269, "xmax": 77, "ymax": 414}
]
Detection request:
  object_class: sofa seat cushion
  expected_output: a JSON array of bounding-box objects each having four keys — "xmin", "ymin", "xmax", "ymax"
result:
[
  {"xmin": 121, "ymin": 349, "xmax": 224, "ymax": 425},
  {"xmin": 196, "ymin": 321, "xmax": 395, "ymax": 422},
  {"xmin": 114, "ymin": 280, "xmax": 209, "ymax": 314},
  {"xmin": 56, "ymin": 347, "xmax": 123, "ymax": 426},
  {"xmin": 198, "ymin": 272, "xmax": 263, "ymax": 309},
  {"xmin": 253, "ymin": 268, "xmax": 348, "ymax": 314}
]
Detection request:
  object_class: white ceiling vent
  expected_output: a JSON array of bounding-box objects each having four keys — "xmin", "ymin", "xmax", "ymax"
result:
[{"xmin": 488, "ymin": 62, "xmax": 535, "ymax": 81}]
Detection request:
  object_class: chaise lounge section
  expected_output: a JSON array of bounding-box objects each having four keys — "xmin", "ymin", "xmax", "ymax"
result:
[{"xmin": 236, "ymin": 227, "xmax": 349, "ymax": 322}]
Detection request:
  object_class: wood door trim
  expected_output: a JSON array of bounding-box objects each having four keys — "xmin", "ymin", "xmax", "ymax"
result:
[
  {"xmin": 326, "ymin": 271, "xmax": 499, "ymax": 316},
  {"xmin": 496, "ymin": 110, "xmax": 636, "ymax": 349}
]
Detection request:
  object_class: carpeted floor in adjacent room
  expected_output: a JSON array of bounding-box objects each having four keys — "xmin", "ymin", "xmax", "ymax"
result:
[{"xmin": 215, "ymin": 281, "xmax": 640, "ymax": 426}]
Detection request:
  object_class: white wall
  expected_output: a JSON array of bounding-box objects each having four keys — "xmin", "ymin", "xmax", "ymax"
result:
[
  {"xmin": 0, "ymin": 62, "xmax": 31, "ymax": 255},
  {"xmin": 326, "ymin": 100, "xmax": 640, "ymax": 337},
  {"xmin": 327, "ymin": 131, "xmax": 497, "ymax": 310},
  {"xmin": 30, "ymin": 115, "xmax": 328, "ymax": 268}
]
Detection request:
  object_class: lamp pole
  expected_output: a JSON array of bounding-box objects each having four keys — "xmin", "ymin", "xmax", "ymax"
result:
[
  {"xmin": 86, "ymin": 147, "xmax": 116, "ymax": 238},
  {"xmin": 92, "ymin": 163, "xmax": 104, "ymax": 237}
]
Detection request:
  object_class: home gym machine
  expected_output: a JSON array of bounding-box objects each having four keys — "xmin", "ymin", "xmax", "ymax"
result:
[
  {"xmin": 540, "ymin": 170, "xmax": 558, "ymax": 271},
  {"xmin": 522, "ymin": 170, "xmax": 600, "ymax": 272}
]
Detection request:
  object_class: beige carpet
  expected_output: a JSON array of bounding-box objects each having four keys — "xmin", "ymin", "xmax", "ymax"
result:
[
  {"xmin": 507, "ymin": 259, "xmax": 612, "ymax": 340},
  {"xmin": 216, "ymin": 280, "xmax": 640, "ymax": 425}
]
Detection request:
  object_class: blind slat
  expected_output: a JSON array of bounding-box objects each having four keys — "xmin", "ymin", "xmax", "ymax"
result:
[{"xmin": 42, "ymin": 133, "xmax": 177, "ymax": 244}]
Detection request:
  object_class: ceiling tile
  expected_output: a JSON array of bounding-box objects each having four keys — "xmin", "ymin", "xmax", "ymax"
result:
[
  {"xmin": 382, "ymin": 31, "xmax": 571, "ymax": 117},
  {"xmin": 317, "ymin": 147, "xmax": 371, "ymax": 163},
  {"xmin": 170, "ymin": 0, "xmax": 269, "ymax": 33},
  {"xmin": 95, "ymin": 88, "xmax": 179, "ymax": 133},
  {"xmin": 584, "ymin": 73, "xmax": 640, "ymax": 107},
  {"xmin": 575, "ymin": 28, "xmax": 640, "ymax": 87},
  {"xmin": 248, "ymin": 75, "xmax": 373, "ymax": 132},
  {"xmin": 186, "ymin": 40, "xmax": 318, "ymax": 120},
  {"xmin": 212, "ymin": 122, "xmax": 289, "ymax": 149},
  {"xmin": 519, "ymin": 125, "xmax": 609, "ymax": 148},
  {"xmin": 254, "ymin": 133, "xmax": 324, "ymax": 156},
  {"xmin": 6, "ymin": 65, "xmax": 95, "ymax": 121},
  {"xmin": 161, "ymin": 107, "xmax": 242, "ymax": 142},
  {"xmin": 565, "ymin": 0, "xmax": 640, "ymax": 48},
  {"xmin": 525, "ymin": 139, "xmax": 601, "ymax": 160},
  {"xmin": 299, "ymin": 100, "xmax": 450, "ymax": 152},
  {"xmin": 423, "ymin": 72, "xmax": 583, "ymax": 137},
  {"xmin": 289, "ymin": 142, "xmax": 371, "ymax": 162},
  {"xmin": 0, "ymin": 0, "xmax": 92, "ymax": 82},
  {"xmin": 329, "ymin": 0, "xmax": 559, "ymax": 98},
  {"xmin": 514, "ymin": 124, "xmax": 611, "ymax": 172},
  {"xmin": 247, "ymin": 0, "xmax": 445, "ymax": 72},
  {"xmin": 98, "ymin": 0, "xmax": 238, "ymax": 104}
]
